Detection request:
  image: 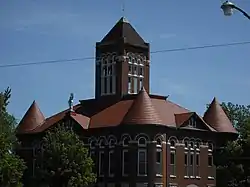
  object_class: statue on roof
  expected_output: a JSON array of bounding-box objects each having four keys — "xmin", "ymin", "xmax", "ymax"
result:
[{"xmin": 68, "ymin": 93, "xmax": 74, "ymax": 112}]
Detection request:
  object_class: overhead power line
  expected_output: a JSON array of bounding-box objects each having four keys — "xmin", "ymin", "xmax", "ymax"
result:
[{"xmin": 0, "ymin": 41, "xmax": 250, "ymax": 69}]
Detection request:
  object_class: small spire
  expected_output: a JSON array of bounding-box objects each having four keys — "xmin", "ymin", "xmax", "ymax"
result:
[{"xmin": 68, "ymin": 93, "xmax": 74, "ymax": 112}]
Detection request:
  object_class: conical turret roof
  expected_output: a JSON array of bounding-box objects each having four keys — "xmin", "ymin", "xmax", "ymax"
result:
[
  {"xmin": 16, "ymin": 100, "xmax": 45, "ymax": 134},
  {"xmin": 122, "ymin": 88, "xmax": 163, "ymax": 125},
  {"xmin": 203, "ymin": 97, "xmax": 237, "ymax": 133}
]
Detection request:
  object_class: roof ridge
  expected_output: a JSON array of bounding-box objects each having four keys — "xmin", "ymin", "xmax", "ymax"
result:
[{"xmin": 122, "ymin": 88, "xmax": 163, "ymax": 125}]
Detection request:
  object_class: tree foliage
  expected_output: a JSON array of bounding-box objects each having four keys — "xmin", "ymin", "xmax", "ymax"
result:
[
  {"xmin": 0, "ymin": 87, "xmax": 26, "ymax": 187},
  {"xmin": 35, "ymin": 125, "xmax": 96, "ymax": 187},
  {"xmin": 216, "ymin": 102, "xmax": 250, "ymax": 187}
]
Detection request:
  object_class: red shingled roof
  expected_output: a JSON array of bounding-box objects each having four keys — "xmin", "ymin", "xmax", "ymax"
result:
[
  {"xmin": 19, "ymin": 94, "xmax": 226, "ymax": 134},
  {"xmin": 122, "ymin": 88, "xmax": 163, "ymax": 125},
  {"xmin": 16, "ymin": 101, "xmax": 45, "ymax": 134},
  {"xmin": 203, "ymin": 97, "xmax": 237, "ymax": 134}
]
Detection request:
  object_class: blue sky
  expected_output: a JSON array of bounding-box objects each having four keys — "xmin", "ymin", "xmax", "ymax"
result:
[{"xmin": 1, "ymin": 0, "xmax": 250, "ymax": 121}]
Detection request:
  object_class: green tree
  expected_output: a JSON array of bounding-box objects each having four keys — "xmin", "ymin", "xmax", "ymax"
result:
[
  {"xmin": 0, "ymin": 87, "xmax": 26, "ymax": 187},
  {"xmin": 215, "ymin": 102, "xmax": 250, "ymax": 187},
  {"xmin": 35, "ymin": 125, "xmax": 96, "ymax": 187}
]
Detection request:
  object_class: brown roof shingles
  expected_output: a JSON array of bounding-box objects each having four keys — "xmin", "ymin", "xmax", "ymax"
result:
[
  {"xmin": 203, "ymin": 97, "xmax": 237, "ymax": 134},
  {"xmin": 122, "ymin": 88, "xmax": 163, "ymax": 125},
  {"xmin": 18, "ymin": 95, "xmax": 230, "ymax": 134},
  {"xmin": 16, "ymin": 101, "xmax": 45, "ymax": 134}
]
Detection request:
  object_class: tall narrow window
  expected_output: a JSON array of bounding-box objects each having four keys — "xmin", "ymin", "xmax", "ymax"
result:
[
  {"xmin": 156, "ymin": 149, "xmax": 162, "ymax": 176},
  {"xmin": 189, "ymin": 153, "xmax": 194, "ymax": 176},
  {"xmin": 134, "ymin": 65, "xmax": 137, "ymax": 75},
  {"xmin": 139, "ymin": 78, "xmax": 143, "ymax": 90},
  {"xmin": 128, "ymin": 77, "xmax": 132, "ymax": 93},
  {"xmin": 129, "ymin": 65, "xmax": 132, "ymax": 74},
  {"xmin": 138, "ymin": 137, "xmax": 147, "ymax": 176},
  {"xmin": 104, "ymin": 77, "xmax": 107, "ymax": 94},
  {"xmin": 170, "ymin": 151, "xmax": 175, "ymax": 176},
  {"xmin": 133, "ymin": 77, "xmax": 138, "ymax": 94},
  {"xmin": 139, "ymin": 67, "xmax": 143, "ymax": 76},
  {"xmin": 208, "ymin": 154, "xmax": 213, "ymax": 167},
  {"xmin": 196, "ymin": 153, "xmax": 200, "ymax": 177},
  {"xmin": 184, "ymin": 152, "xmax": 188, "ymax": 177},
  {"xmin": 109, "ymin": 77, "xmax": 113, "ymax": 94},
  {"xmin": 109, "ymin": 150, "xmax": 115, "ymax": 177},
  {"xmin": 122, "ymin": 150, "xmax": 129, "ymax": 176},
  {"xmin": 138, "ymin": 150, "xmax": 147, "ymax": 176},
  {"xmin": 99, "ymin": 151, "xmax": 105, "ymax": 177}
]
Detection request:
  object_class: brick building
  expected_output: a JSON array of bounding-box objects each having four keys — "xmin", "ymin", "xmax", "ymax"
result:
[{"xmin": 16, "ymin": 17, "xmax": 237, "ymax": 187}]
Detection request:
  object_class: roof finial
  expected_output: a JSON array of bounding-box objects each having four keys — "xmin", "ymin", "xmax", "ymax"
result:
[
  {"xmin": 68, "ymin": 93, "xmax": 74, "ymax": 112},
  {"xmin": 121, "ymin": 0, "xmax": 125, "ymax": 17}
]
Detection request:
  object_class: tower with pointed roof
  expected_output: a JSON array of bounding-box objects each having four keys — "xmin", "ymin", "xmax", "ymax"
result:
[{"xmin": 95, "ymin": 17, "xmax": 150, "ymax": 98}]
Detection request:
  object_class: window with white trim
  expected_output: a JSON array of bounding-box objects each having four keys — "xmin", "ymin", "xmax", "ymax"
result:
[
  {"xmin": 100, "ymin": 54, "xmax": 116, "ymax": 96},
  {"xmin": 122, "ymin": 136, "xmax": 130, "ymax": 176},
  {"xmin": 122, "ymin": 150, "xmax": 129, "ymax": 176},
  {"xmin": 99, "ymin": 151, "xmax": 105, "ymax": 177},
  {"xmin": 127, "ymin": 53, "xmax": 145, "ymax": 94},
  {"xmin": 156, "ymin": 139, "xmax": 162, "ymax": 176},
  {"xmin": 108, "ymin": 150, "xmax": 115, "ymax": 177},
  {"xmin": 169, "ymin": 138, "xmax": 176, "ymax": 177},
  {"xmin": 137, "ymin": 137, "xmax": 147, "ymax": 176},
  {"xmin": 184, "ymin": 152, "xmax": 188, "ymax": 177}
]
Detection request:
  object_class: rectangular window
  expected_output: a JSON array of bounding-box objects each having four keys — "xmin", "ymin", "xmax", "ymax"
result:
[
  {"xmin": 109, "ymin": 77, "xmax": 112, "ymax": 94},
  {"xmin": 184, "ymin": 152, "xmax": 188, "ymax": 177},
  {"xmin": 138, "ymin": 149, "xmax": 147, "ymax": 176},
  {"xmin": 139, "ymin": 78, "xmax": 143, "ymax": 90},
  {"xmin": 122, "ymin": 150, "xmax": 129, "ymax": 176},
  {"xmin": 208, "ymin": 155, "xmax": 213, "ymax": 166},
  {"xmin": 134, "ymin": 65, "xmax": 137, "ymax": 75},
  {"xmin": 128, "ymin": 65, "xmax": 132, "ymax": 74},
  {"xmin": 99, "ymin": 151, "xmax": 105, "ymax": 176},
  {"xmin": 170, "ymin": 151, "xmax": 175, "ymax": 176},
  {"xmin": 156, "ymin": 149, "xmax": 162, "ymax": 175},
  {"xmin": 104, "ymin": 77, "xmax": 107, "ymax": 94},
  {"xmin": 189, "ymin": 153, "xmax": 194, "ymax": 176},
  {"xmin": 190, "ymin": 154, "xmax": 194, "ymax": 166},
  {"xmin": 139, "ymin": 67, "xmax": 143, "ymax": 76},
  {"xmin": 196, "ymin": 153, "xmax": 200, "ymax": 177},
  {"xmin": 112, "ymin": 76, "xmax": 116, "ymax": 94},
  {"xmin": 133, "ymin": 77, "xmax": 138, "ymax": 94},
  {"xmin": 128, "ymin": 77, "xmax": 132, "ymax": 93},
  {"xmin": 108, "ymin": 65, "xmax": 112, "ymax": 75},
  {"xmin": 109, "ymin": 151, "xmax": 115, "ymax": 177},
  {"xmin": 196, "ymin": 154, "xmax": 200, "ymax": 166},
  {"xmin": 102, "ymin": 66, "xmax": 107, "ymax": 76}
]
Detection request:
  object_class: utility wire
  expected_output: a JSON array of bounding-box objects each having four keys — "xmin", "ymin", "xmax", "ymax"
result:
[{"xmin": 1, "ymin": 41, "xmax": 250, "ymax": 69}]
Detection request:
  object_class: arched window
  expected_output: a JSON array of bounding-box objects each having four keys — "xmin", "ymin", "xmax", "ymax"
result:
[
  {"xmin": 156, "ymin": 138, "xmax": 163, "ymax": 176},
  {"xmin": 121, "ymin": 134, "xmax": 131, "ymax": 176},
  {"xmin": 137, "ymin": 136, "xmax": 147, "ymax": 176}
]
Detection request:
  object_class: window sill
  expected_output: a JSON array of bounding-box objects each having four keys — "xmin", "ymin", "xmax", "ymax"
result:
[
  {"xmin": 196, "ymin": 176, "xmax": 201, "ymax": 179},
  {"xmin": 184, "ymin": 176, "xmax": 189, "ymax": 179},
  {"xmin": 208, "ymin": 176, "xmax": 214, "ymax": 180},
  {"xmin": 137, "ymin": 174, "xmax": 147, "ymax": 177},
  {"xmin": 190, "ymin": 176, "xmax": 195, "ymax": 179},
  {"xmin": 170, "ymin": 175, "xmax": 176, "ymax": 178},
  {"xmin": 156, "ymin": 174, "xmax": 163, "ymax": 177}
]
